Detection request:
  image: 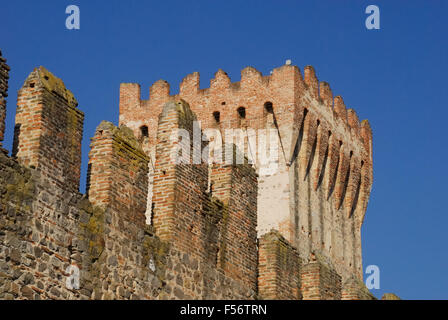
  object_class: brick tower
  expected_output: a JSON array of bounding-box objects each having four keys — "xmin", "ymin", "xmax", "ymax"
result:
[{"xmin": 119, "ymin": 63, "xmax": 373, "ymax": 285}]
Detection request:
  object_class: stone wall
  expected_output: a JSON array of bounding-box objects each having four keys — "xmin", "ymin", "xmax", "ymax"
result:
[
  {"xmin": 0, "ymin": 68, "xmax": 259, "ymax": 299},
  {"xmin": 0, "ymin": 53, "xmax": 379, "ymax": 300},
  {"xmin": 13, "ymin": 67, "xmax": 84, "ymax": 193},
  {"xmin": 258, "ymin": 231, "xmax": 302, "ymax": 300},
  {"xmin": 0, "ymin": 144, "xmax": 99, "ymax": 299},
  {"xmin": 300, "ymin": 254, "xmax": 342, "ymax": 300}
]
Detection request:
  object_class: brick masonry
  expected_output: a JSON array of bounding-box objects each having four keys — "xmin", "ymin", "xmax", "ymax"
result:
[
  {"xmin": 0, "ymin": 47, "xmax": 397, "ymax": 299},
  {"xmin": 300, "ymin": 254, "xmax": 342, "ymax": 300},
  {"xmin": 13, "ymin": 67, "xmax": 84, "ymax": 193},
  {"xmin": 119, "ymin": 64, "xmax": 373, "ymax": 284},
  {"xmin": 258, "ymin": 230, "xmax": 302, "ymax": 299}
]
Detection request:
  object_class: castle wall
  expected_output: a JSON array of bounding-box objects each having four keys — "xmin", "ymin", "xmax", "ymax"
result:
[
  {"xmin": 300, "ymin": 255, "xmax": 342, "ymax": 300},
  {"xmin": 258, "ymin": 231, "xmax": 302, "ymax": 300},
  {"xmin": 0, "ymin": 50, "xmax": 9, "ymax": 145},
  {"xmin": 151, "ymin": 100, "xmax": 209, "ymax": 256},
  {"xmin": 150, "ymin": 100, "xmax": 258, "ymax": 298},
  {"xmin": 119, "ymin": 64, "xmax": 373, "ymax": 283},
  {"xmin": 86, "ymin": 121, "xmax": 163, "ymax": 299},
  {"xmin": 0, "ymin": 147, "xmax": 94, "ymax": 299},
  {"xmin": 0, "ymin": 67, "xmax": 159, "ymax": 300},
  {"xmin": 0, "ymin": 66, "xmax": 99, "ymax": 300},
  {"xmin": 13, "ymin": 67, "xmax": 84, "ymax": 193},
  {"xmin": 0, "ymin": 52, "xmax": 377, "ymax": 300},
  {"xmin": 342, "ymin": 276, "xmax": 376, "ymax": 300}
]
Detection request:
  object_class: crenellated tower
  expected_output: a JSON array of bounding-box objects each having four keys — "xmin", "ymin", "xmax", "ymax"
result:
[{"xmin": 119, "ymin": 62, "xmax": 373, "ymax": 284}]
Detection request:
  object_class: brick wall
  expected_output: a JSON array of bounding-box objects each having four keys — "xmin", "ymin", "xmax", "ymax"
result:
[
  {"xmin": 210, "ymin": 146, "xmax": 258, "ymax": 291},
  {"xmin": 342, "ymin": 276, "xmax": 376, "ymax": 300},
  {"xmin": 87, "ymin": 121, "xmax": 148, "ymax": 222},
  {"xmin": 258, "ymin": 231, "xmax": 302, "ymax": 299},
  {"xmin": 150, "ymin": 100, "xmax": 259, "ymax": 298},
  {"xmin": 13, "ymin": 67, "xmax": 84, "ymax": 193},
  {"xmin": 300, "ymin": 255, "xmax": 342, "ymax": 300},
  {"xmin": 0, "ymin": 84, "xmax": 258, "ymax": 300},
  {"xmin": 0, "ymin": 60, "xmax": 380, "ymax": 300},
  {"xmin": 0, "ymin": 50, "xmax": 10, "ymax": 145},
  {"xmin": 118, "ymin": 63, "xmax": 374, "ymax": 283}
]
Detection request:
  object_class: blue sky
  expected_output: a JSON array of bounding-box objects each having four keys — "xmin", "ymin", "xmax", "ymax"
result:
[{"xmin": 1, "ymin": 0, "xmax": 447, "ymax": 299}]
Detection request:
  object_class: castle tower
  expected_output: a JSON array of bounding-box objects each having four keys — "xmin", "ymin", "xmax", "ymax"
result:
[
  {"xmin": 118, "ymin": 63, "xmax": 373, "ymax": 284},
  {"xmin": 13, "ymin": 66, "xmax": 84, "ymax": 193},
  {"xmin": 0, "ymin": 50, "xmax": 10, "ymax": 146}
]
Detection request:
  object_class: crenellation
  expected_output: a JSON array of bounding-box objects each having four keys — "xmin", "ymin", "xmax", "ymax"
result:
[
  {"xmin": 151, "ymin": 100, "xmax": 209, "ymax": 256},
  {"xmin": 300, "ymin": 256, "xmax": 342, "ymax": 300},
  {"xmin": 149, "ymin": 79, "xmax": 170, "ymax": 103},
  {"xmin": 210, "ymin": 69, "xmax": 231, "ymax": 91},
  {"xmin": 347, "ymin": 108, "xmax": 361, "ymax": 132},
  {"xmin": 119, "ymin": 83, "xmax": 142, "ymax": 113},
  {"xmin": 333, "ymin": 95, "xmax": 348, "ymax": 124},
  {"xmin": 13, "ymin": 66, "xmax": 84, "ymax": 193},
  {"xmin": 210, "ymin": 147, "xmax": 258, "ymax": 290},
  {"xmin": 179, "ymin": 72, "xmax": 200, "ymax": 96},
  {"xmin": 0, "ymin": 54, "xmax": 377, "ymax": 299},
  {"xmin": 241, "ymin": 66, "xmax": 264, "ymax": 88},
  {"xmin": 304, "ymin": 65, "xmax": 319, "ymax": 98},
  {"xmin": 116, "ymin": 62, "xmax": 373, "ymax": 285},
  {"xmin": 342, "ymin": 276, "xmax": 376, "ymax": 300},
  {"xmin": 319, "ymin": 81, "xmax": 333, "ymax": 110},
  {"xmin": 87, "ymin": 121, "xmax": 149, "ymax": 223},
  {"xmin": 258, "ymin": 231, "xmax": 302, "ymax": 300}
]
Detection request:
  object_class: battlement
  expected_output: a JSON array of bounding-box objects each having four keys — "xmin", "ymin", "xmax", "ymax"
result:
[
  {"xmin": 119, "ymin": 63, "xmax": 373, "ymax": 282},
  {"xmin": 12, "ymin": 66, "xmax": 84, "ymax": 193},
  {"xmin": 0, "ymin": 50, "xmax": 378, "ymax": 300},
  {"xmin": 119, "ymin": 64, "xmax": 371, "ymax": 147}
]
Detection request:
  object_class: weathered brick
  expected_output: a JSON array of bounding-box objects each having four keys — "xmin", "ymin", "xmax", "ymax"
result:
[{"xmin": 0, "ymin": 51, "xmax": 382, "ymax": 300}]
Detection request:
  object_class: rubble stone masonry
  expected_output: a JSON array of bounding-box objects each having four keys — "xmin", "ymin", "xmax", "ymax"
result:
[{"xmin": 0, "ymin": 46, "xmax": 386, "ymax": 299}]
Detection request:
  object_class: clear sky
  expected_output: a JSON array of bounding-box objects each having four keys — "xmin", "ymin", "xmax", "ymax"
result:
[{"xmin": 1, "ymin": 0, "xmax": 447, "ymax": 300}]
